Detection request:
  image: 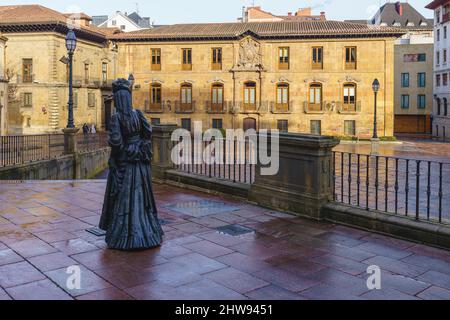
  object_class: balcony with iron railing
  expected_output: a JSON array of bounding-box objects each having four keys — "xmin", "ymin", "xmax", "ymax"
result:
[
  {"xmin": 232, "ymin": 101, "xmax": 269, "ymax": 114},
  {"xmin": 270, "ymin": 101, "xmax": 293, "ymax": 114},
  {"xmin": 174, "ymin": 100, "xmax": 196, "ymax": 113},
  {"xmin": 337, "ymin": 101, "xmax": 362, "ymax": 114},
  {"xmin": 144, "ymin": 100, "xmax": 165, "ymax": 113},
  {"xmin": 205, "ymin": 101, "xmax": 230, "ymax": 114},
  {"xmin": 303, "ymin": 101, "xmax": 325, "ymax": 114}
]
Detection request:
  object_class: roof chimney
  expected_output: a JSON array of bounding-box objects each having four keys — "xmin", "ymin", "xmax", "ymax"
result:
[
  {"xmin": 288, "ymin": 12, "xmax": 292, "ymax": 16},
  {"xmin": 396, "ymin": 2, "xmax": 403, "ymax": 16}
]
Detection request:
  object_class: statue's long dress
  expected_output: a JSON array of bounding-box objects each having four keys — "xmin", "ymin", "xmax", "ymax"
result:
[{"xmin": 99, "ymin": 109, "xmax": 163, "ymax": 250}]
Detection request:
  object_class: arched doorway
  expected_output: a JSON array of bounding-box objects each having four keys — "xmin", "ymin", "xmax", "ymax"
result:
[{"xmin": 243, "ymin": 117, "xmax": 257, "ymax": 132}]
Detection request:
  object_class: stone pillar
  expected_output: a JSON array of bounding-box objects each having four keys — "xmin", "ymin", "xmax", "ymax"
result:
[
  {"xmin": 62, "ymin": 127, "xmax": 80, "ymax": 154},
  {"xmin": 152, "ymin": 124, "xmax": 178, "ymax": 181},
  {"xmin": 62, "ymin": 127, "xmax": 80, "ymax": 179},
  {"xmin": 249, "ymin": 133, "xmax": 339, "ymax": 221}
]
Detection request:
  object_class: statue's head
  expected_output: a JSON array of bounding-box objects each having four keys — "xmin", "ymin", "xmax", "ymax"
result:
[
  {"xmin": 112, "ymin": 78, "xmax": 132, "ymax": 94},
  {"xmin": 112, "ymin": 78, "xmax": 132, "ymax": 115}
]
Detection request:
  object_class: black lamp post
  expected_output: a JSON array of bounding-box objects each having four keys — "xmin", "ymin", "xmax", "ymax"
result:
[
  {"xmin": 66, "ymin": 30, "xmax": 77, "ymax": 128},
  {"xmin": 372, "ymin": 79, "xmax": 380, "ymax": 140}
]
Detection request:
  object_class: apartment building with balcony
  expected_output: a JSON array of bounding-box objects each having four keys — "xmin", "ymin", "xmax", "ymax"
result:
[
  {"xmin": 348, "ymin": 2, "xmax": 434, "ymax": 135},
  {"xmin": 426, "ymin": 0, "xmax": 450, "ymax": 139},
  {"xmin": 0, "ymin": 5, "xmax": 118, "ymax": 134},
  {"xmin": 111, "ymin": 21, "xmax": 403, "ymax": 137}
]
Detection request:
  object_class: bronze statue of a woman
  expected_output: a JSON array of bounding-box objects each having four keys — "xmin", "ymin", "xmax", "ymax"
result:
[{"xmin": 99, "ymin": 78, "xmax": 164, "ymax": 250}]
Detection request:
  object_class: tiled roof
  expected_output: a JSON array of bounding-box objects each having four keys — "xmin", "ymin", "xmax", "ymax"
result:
[
  {"xmin": 0, "ymin": 5, "xmax": 107, "ymax": 42},
  {"xmin": 425, "ymin": 0, "xmax": 449, "ymax": 10},
  {"xmin": 371, "ymin": 2, "xmax": 433, "ymax": 30},
  {"xmin": 110, "ymin": 20, "xmax": 405, "ymax": 41},
  {"xmin": 0, "ymin": 5, "xmax": 68, "ymax": 23}
]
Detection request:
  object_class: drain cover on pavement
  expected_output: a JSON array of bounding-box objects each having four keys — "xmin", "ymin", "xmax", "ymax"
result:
[
  {"xmin": 86, "ymin": 227, "xmax": 106, "ymax": 237},
  {"xmin": 216, "ymin": 224, "xmax": 255, "ymax": 236},
  {"xmin": 164, "ymin": 200, "xmax": 240, "ymax": 217}
]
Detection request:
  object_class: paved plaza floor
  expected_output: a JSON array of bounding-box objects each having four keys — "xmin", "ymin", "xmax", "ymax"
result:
[{"xmin": 1, "ymin": 180, "xmax": 450, "ymax": 300}]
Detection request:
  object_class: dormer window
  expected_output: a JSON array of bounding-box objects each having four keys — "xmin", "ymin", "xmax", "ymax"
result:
[
  {"xmin": 420, "ymin": 21, "xmax": 428, "ymax": 27},
  {"xmin": 380, "ymin": 22, "xmax": 388, "ymax": 26},
  {"xmin": 407, "ymin": 22, "xmax": 415, "ymax": 27},
  {"xmin": 393, "ymin": 22, "xmax": 401, "ymax": 27}
]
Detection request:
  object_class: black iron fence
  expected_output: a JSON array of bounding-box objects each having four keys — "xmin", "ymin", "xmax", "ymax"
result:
[
  {"xmin": 0, "ymin": 134, "xmax": 65, "ymax": 167},
  {"xmin": 333, "ymin": 151, "xmax": 450, "ymax": 225},
  {"xmin": 76, "ymin": 132, "xmax": 109, "ymax": 153},
  {"xmin": 1, "ymin": 133, "xmax": 109, "ymax": 168},
  {"xmin": 173, "ymin": 138, "xmax": 256, "ymax": 184}
]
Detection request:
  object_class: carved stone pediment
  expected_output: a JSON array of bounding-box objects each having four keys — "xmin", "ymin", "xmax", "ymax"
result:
[
  {"xmin": 232, "ymin": 37, "xmax": 263, "ymax": 72},
  {"xmin": 175, "ymin": 79, "xmax": 195, "ymax": 84},
  {"xmin": 207, "ymin": 78, "xmax": 226, "ymax": 84},
  {"xmin": 339, "ymin": 76, "xmax": 361, "ymax": 83},
  {"xmin": 271, "ymin": 77, "xmax": 292, "ymax": 84},
  {"xmin": 144, "ymin": 78, "xmax": 165, "ymax": 84}
]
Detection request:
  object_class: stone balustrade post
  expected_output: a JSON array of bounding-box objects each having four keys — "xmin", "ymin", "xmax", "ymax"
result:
[
  {"xmin": 249, "ymin": 133, "xmax": 340, "ymax": 220},
  {"xmin": 152, "ymin": 124, "xmax": 178, "ymax": 181},
  {"xmin": 62, "ymin": 127, "xmax": 80, "ymax": 179}
]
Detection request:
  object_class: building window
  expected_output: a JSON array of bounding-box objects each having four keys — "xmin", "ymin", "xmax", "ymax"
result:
[
  {"xmin": 343, "ymin": 83, "xmax": 356, "ymax": 107},
  {"xmin": 212, "ymin": 119, "xmax": 223, "ymax": 129},
  {"xmin": 120, "ymin": 25, "xmax": 126, "ymax": 31},
  {"xmin": 312, "ymin": 47, "xmax": 323, "ymax": 69},
  {"xmin": 211, "ymin": 48, "xmax": 222, "ymax": 70},
  {"xmin": 111, "ymin": 20, "xmax": 117, "ymax": 26},
  {"xmin": 276, "ymin": 83, "xmax": 289, "ymax": 111},
  {"xmin": 22, "ymin": 59, "xmax": 33, "ymax": 83},
  {"xmin": 182, "ymin": 48, "xmax": 192, "ymax": 70},
  {"xmin": 309, "ymin": 83, "xmax": 322, "ymax": 110},
  {"xmin": 310, "ymin": 120, "xmax": 321, "ymax": 135},
  {"xmin": 401, "ymin": 73, "xmax": 410, "ymax": 87},
  {"xmin": 243, "ymin": 81, "xmax": 257, "ymax": 110},
  {"xmin": 437, "ymin": 10, "xmax": 441, "ymax": 23},
  {"xmin": 437, "ymin": 52, "xmax": 440, "ymax": 65},
  {"xmin": 180, "ymin": 83, "xmax": 193, "ymax": 106},
  {"xmin": 102, "ymin": 63, "xmax": 108, "ymax": 83},
  {"xmin": 437, "ymin": 98, "xmax": 441, "ymax": 115},
  {"xmin": 445, "ymin": 26, "xmax": 448, "ymax": 39},
  {"xmin": 437, "ymin": 74, "xmax": 441, "ymax": 87},
  {"xmin": 401, "ymin": 94, "xmax": 410, "ymax": 109},
  {"xmin": 151, "ymin": 83, "xmax": 162, "ymax": 106},
  {"xmin": 277, "ymin": 120, "xmax": 288, "ymax": 133},
  {"xmin": 418, "ymin": 54, "xmax": 426, "ymax": 62},
  {"xmin": 444, "ymin": 73, "xmax": 449, "ymax": 86},
  {"xmin": 151, "ymin": 118, "xmax": 161, "ymax": 125},
  {"xmin": 88, "ymin": 92, "xmax": 96, "ymax": 108},
  {"xmin": 84, "ymin": 63, "xmax": 90, "ymax": 84},
  {"xmin": 345, "ymin": 47, "xmax": 357, "ymax": 70},
  {"xmin": 417, "ymin": 73, "xmax": 426, "ymax": 87},
  {"xmin": 437, "ymin": 29, "xmax": 441, "ymax": 41},
  {"xmin": 22, "ymin": 92, "xmax": 33, "ymax": 107},
  {"xmin": 444, "ymin": 98, "xmax": 448, "ymax": 116},
  {"xmin": 211, "ymin": 83, "xmax": 224, "ymax": 112},
  {"xmin": 278, "ymin": 47, "xmax": 289, "ymax": 70},
  {"xmin": 151, "ymin": 49, "xmax": 161, "ymax": 71},
  {"xmin": 418, "ymin": 95, "xmax": 426, "ymax": 109},
  {"xmin": 344, "ymin": 120, "xmax": 356, "ymax": 136},
  {"xmin": 181, "ymin": 118, "xmax": 191, "ymax": 131},
  {"xmin": 445, "ymin": 50, "xmax": 448, "ymax": 63}
]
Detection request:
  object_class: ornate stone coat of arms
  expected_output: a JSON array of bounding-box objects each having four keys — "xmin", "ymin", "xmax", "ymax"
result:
[{"xmin": 233, "ymin": 37, "xmax": 263, "ymax": 71}]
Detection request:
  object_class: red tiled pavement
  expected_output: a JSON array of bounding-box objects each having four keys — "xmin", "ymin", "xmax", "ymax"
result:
[{"xmin": 1, "ymin": 180, "xmax": 450, "ymax": 300}]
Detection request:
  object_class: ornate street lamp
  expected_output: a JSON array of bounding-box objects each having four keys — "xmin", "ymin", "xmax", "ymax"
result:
[
  {"xmin": 372, "ymin": 79, "xmax": 380, "ymax": 140},
  {"xmin": 66, "ymin": 29, "xmax": 77, "ymax": 128}
]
